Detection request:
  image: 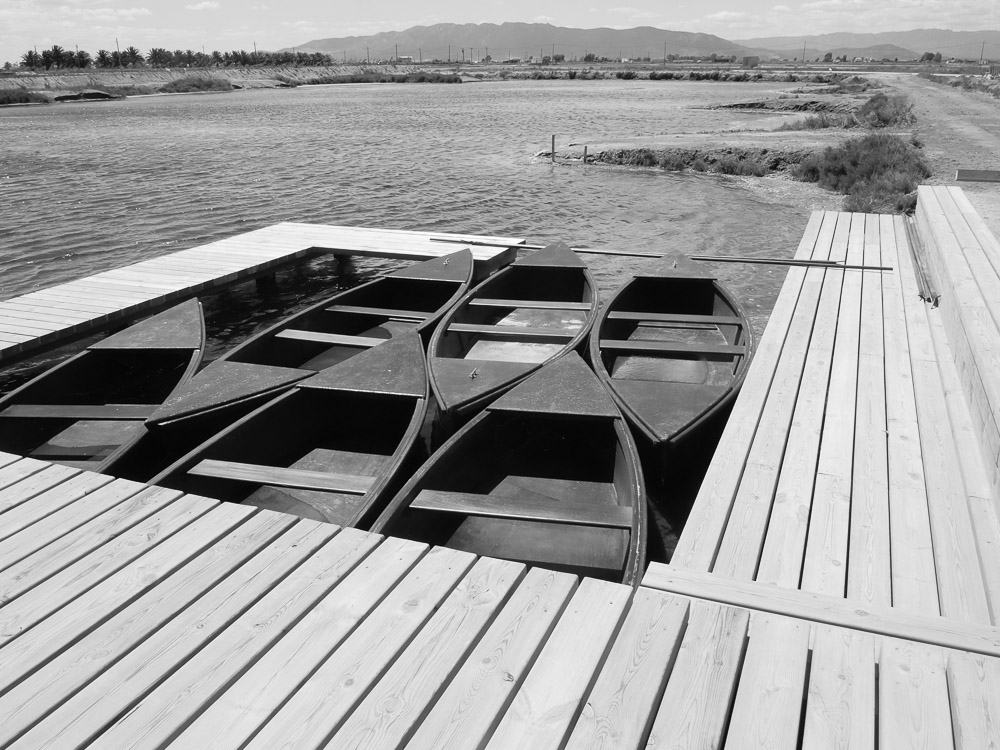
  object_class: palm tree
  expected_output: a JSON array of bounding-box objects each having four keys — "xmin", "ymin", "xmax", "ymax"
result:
[
  {"xmin": 95, "ymin": 49, "xmax": 112, "ymax": 68},
  {"xmin": 74, "ymin": 49, "xmax": 92, "ymax": 69},
  {"xmin": 20, "ymin": 50, "xmax": 40, "ymax": 69},
  {"xmin": 147, "ymin": 47, "xmax": 170, "ymax": 67},
  {"xmin": 123, "ymin": 46, "xmax": 144, "ymax": 67}
]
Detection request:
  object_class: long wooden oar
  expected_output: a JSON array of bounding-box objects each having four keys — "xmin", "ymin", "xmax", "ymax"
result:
[
  {"xmin": 430, "ymin": 237, "xmax": 661, "ymax": 258},
  {"xmin": 691, "ymin": 255, "xmax": 893, "ymax": 272}
]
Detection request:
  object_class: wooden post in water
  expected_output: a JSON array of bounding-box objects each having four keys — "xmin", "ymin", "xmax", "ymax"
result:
[
  {"xmin": 551, "ymin": 135, "xmax": 556, "ymax": 163},
  {"xmin": 583, "ymin": 146, "xmax": 588, "ymax": 164}
]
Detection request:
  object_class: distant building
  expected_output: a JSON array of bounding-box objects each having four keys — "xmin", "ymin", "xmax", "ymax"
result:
[
  {"xmin": 742, "ymin": 56, "xmax": 760, "ymax": 69},
  {"xmin": 991, "ymin": 64, "xmax": 1000, "ymax": 77},
  {"xmin": 397, "ymin": 56, "xmax": 414, "ymax": 64}
]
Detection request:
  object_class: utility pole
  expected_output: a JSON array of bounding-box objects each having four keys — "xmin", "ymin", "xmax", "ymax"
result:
[
  {"xmin": 419, "ymin": 49, "xmax": 422, "ymax": 63},
  {"xmin": 802, "ymin": 39, "xmax": 807, "ymax": 64},
  {"xmin": 366, "ymin": 47, "xmax": 369, "ymax": 63},
  {"xmin": 982, "ymin": 41, "xmax": 987, "ymax": 65},
  {"xmin": 448, "ymin": 45, "xmax": 451, "ymax": 62},
  {"xmin": 664, "ymin": 42, "xmax": 667, "ymax": 64},
  {"xmin": 253, "ymin": 40, "xmax": 257, "ymax": 64},
  {"xmin": 115, "ymin": 37, "xmax": 121, "ymax": 67},
  {"xmin": 395, "ymin": 44, "xmax": 398, "ymax": 63}
]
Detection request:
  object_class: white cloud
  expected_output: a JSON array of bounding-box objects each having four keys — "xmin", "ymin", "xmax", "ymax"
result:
[{"xmin": 185, "ymin": 1, "xmax": 219, "ymax": 10}]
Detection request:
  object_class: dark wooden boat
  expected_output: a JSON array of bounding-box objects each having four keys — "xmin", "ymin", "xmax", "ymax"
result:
[
  {"xmin": 0, "ymin": 299, "xmax": 205, "ymax": 473},
  {"xmin": 151, "ymin": 332, "xmax": 429, "ymax": 528},
  {"xmin": 427, "ymin": 241, "xmax": 598, "ymax": 426},
  {"xmin": 142, "ymin": 250, "xmax": 473, "ymax": 432},
  {"xmin": 372, "ymin": 352, "xmax": 647, "ymax": 584},
  {"xmin": 589, "ymin": 254, "xmax": 754, "ymax": 457}
]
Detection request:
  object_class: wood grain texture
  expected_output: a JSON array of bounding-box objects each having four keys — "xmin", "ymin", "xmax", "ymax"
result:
[
  {"xmin": 245, "ymin": 545, "xmax": 477, "ymax": 750},
  {"xmin": 878, "ymin": 639, "xmax": 953, "ymax": 750},
  {"xmin": 725, "ymin": 612, "xmax": 811, "ymax": 750},
  {"xmin": 94, "ymin": 526, "xmax": 382, "ymax": 750},
  {"xmin": 671, "ymin": 211, "xmax": 825, "ymax": 571},
  {"xmin": 408, "ymin": 567, "xmax": 578, "ymax": 750},
  {"xmin": 0, "ymin": 471, "xmax": 115, "ymax": 545},
  {"xmin": 947, "ymin": 650, "xmax": 1000, "ymax": 750},
  {"xmin": 331, "ymin": 557, "xmax": 525, "ymax": 750},
  {"xmin": 565, "ymin": 590, "xmax": 688, "ymax": 749},
  {"xmin": 485, "ymin": 578, "xmax": 631, "ymax": 750},
  {"xmin": 645, "ymin": 601, "xmax": 749, "ymax": 750},
  {"xmin": 802, "ymin": 625, "xmax": 875, "ymax": 750},
  {"xmin": 0, "ymin": 509, "xmax": 303, "ymax": 746}
]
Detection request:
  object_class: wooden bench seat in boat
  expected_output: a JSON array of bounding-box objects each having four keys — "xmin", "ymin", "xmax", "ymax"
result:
[
  {"xmin": 188, "ymin": 459, "xmax": 376, "ymax": 495},
  {"xmin": 606, "ymin": 311, "xmax": 744, "ymax": 326},
  {"xmin": 467, "ymin": 298, "xmax": 592, "ymax": 311},
  {"xmin": 599, "ymin": 339, "xmax": 746, "ymax": 359},
  {"xmin": 447, "ymin": 323, "xmax": 577, "ymax": 339},
  {"xmin": 0, "ymin": 403, "xmax": 158, "ymax": 420},
  {"xmin": 411, "ymin": 488, "xmax": 633, "ymax": 529},
  {"xmin": 273, "ymin": 330, "xmax": 383, "ymax": 348},
  {"xmin": 325, "ymin": 304, "xmax": 429, "ymax": 321}
]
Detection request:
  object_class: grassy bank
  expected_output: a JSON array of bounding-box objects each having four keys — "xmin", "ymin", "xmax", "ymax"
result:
[
  {"xmin": 0, "ymin": 89, "xmax": 50, "ymax": 105},
  {"xmin": 920, "ymin": 72, "xmax": 1000, "ymax": 100},
  {"xmin": 275, "ymin": 71, "xmax": 461, "ymax": 86}
]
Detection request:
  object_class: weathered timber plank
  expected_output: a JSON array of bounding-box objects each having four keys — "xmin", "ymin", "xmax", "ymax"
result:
[
  {"xmin": 330, "ymin": 557, "xmax": 525, "ymax": 750},
  {"xmin": 0, "ymin": 482, "xmax": 184, "ymax": 604},
  {"xmin": 642, "ymin": 564, "xmax": 1000, "ymax": 658},
  {"xmin": 173, "ymin": 537, "xmax": 427, "ymax": 750},
  {"xmin": 645, "ymin": 601, "xmax": 749, "ymax": 750},
  {"xmin": 485, "ymin": 578, "xmax": 631, "ymax": 750},
  {"xmin": 947, "ymin": 650, "xmax": 1000, "ymax": 750},
  {"xmin": 671, "ymin": 211, "xmax": 826, "ymax": 571},
  {"xmin": 712, "ymin": 213, "xmax": 837, "ymax": 579},
  {"xmin": 878, "ymin": 639, "xmax": 953, "ymax": 750},
  {"xmin": 0, "ymin": 504, "xmax": 253, "ymax": 693},
  {"xmin": 725, "ymin": 612, "xmax": 811, "ymax": 750},
  {"xmin": 0, "ymin": 463, "xmax": 82, "ymax": 517},
  {"xmin": 802, "ymin": 625, "xmax": 876, "ymax": 750},
  {"xmin": 565, "ymin": 590, "xmax": 688, "ymax": 749},
  {"xmin": 93, "ymin": 526, "xmax": 382, "ymax": 750},
  {"xmin": 244, "ymin": 546, "xmax": 476, "ymax": 750},
  {"xmin": 757, "ymin": 212, "xmax": 846, "ymax": 587},
  {"xmin": 0, "ymin": 471, "xmax": 116, "ymax": 545},
  {"xmin": 0, "ymin": 510, "xmax": 303, "ymax": 746},
  {"xmin": 407, "ymin": 568, "xmax": 577, "ymax": 750},
  {"xmin": 879, "ymin": 214, "xmax": 938, "ymax": 614}
]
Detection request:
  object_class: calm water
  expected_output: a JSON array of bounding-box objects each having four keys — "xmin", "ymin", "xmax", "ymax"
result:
[{"xmin": 0, "ymin": 79, "xmax": 833, "ymax": 371}]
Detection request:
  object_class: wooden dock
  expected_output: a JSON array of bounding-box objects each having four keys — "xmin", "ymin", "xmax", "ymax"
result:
[
  {"xmin": 1, "ymin": 187, "xmax": 1000, "ymax": 747},
  {"xmin": 0, "ymin": 223, "xmax": 521, "ymax": 365}
]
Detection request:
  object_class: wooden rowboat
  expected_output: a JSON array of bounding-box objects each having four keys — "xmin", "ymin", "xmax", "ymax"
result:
[
  {"xmin": 144, "ymin": 249, "xmax": 474, "ymax": 431},
  {"xmin": 151, "ymin": 332, "xmax": 429, "ymax": 528},
  {"xmin": 589, "ymin": 255, "xmax": 754, "ymax": 458},
  {"xmin": 427, "ymin": 241, "xmax": 598, "ymax": 426},
  {"xmin": 0, "ymin": 299, "xmax": 205, "ymax": 473},
  {"xmin": 372, "ymin": 352, "xmax": 647, "ymax": 584}
]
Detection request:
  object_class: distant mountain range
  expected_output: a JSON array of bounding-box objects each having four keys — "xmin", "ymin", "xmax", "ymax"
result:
[{"xmin": 285, "ymin": 23, "xmax": 1000, "ymax": 63}]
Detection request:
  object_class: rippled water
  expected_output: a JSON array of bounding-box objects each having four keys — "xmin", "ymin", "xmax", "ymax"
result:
[{"xmin": 1, "ymin": 79, "xmax": 830, "ymax": 373}]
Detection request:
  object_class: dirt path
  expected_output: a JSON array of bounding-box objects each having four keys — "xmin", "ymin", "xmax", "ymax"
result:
[{"xmin": 877, "ymin": 72, "xmax": 1000, "ymax": 234}]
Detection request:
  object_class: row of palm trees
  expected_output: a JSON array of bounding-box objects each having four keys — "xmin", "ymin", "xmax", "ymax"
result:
[{"xmin": 19, "ymin": 45, "xmax": 339, "ymax": 70}]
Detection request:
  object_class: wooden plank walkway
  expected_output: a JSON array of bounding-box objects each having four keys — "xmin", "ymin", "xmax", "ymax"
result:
[
  {"xmin": 1, "ymin": 452, "xmax": 999, "ymax": 749},
  {"xmin": 0, "ymin": 223, "xmax": 522, "ymax": 365}
]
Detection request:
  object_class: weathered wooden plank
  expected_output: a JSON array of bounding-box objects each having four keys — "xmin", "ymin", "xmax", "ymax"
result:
[
  {"xmin": 273, "ymin": 329, "xmax": 383, "ymax": 347},
  {"xmin": 802, "ymin": 625, "xmax": 876, "ymax": 750},
  {"xmin": 0, "ymin": 457, "xmax": 51, "ymax": 495},
  {"xmin": 712, "ymin": 213, "xmax": 838, "ymax": 579},
  {"xmin": 880, "ymin": 216, "xmax": 939, "ymax": 615},
  {"xmin": 725, "ymin": 612, "xmax": 811, "ymax": 750},
  {"xmin": 879, "ymin": 639, "xmax": 953, "ymax": 750},
  {"xmin": 565, "ymin": 589, "xmax": 688, "ymax": 749},
  {"xmin": 0, "ymin": 463, "xmax": 82, "ymax": 516},
  {"xmin": 642, "ymin": 563, "xmax": 1000, "ymax": 658},
  {"xmin": 331, "ymin": 557, "xmax": 525, "ymax": 750},
  {"xmin": 671, "ymin": 210, "xmax": 826, "ymax": 571},
  {"xmin": 0, "ymin": 504, "xmax": 253, "ymax": 693},
  {"xmin": 171, "ymin": 537, "xmax": 427, "ymax": 750},
  {"xmin": 757, "ymin": 213, "xmax": 846, "ymax": 587},
  {"xmin": 412, "ymin": 488, "xmax": 634, "ymax": 529},
  {"xmin": 800, "ymin": 214, "xmax": 864, "ymax": 598},
  {"xmin": 189, "ymin": 458, "xmax": 376, "ymax": 495},
  {"xmin": 243, "ymin": 545, "xmax": 476, "ymax": 750},
  {"xmin": 407, "ymin": 568, "xmax": 577, "ymax": 750},
  {"xmin": 0, "ymin": 509, "xmax": 303, "ymax": 746},
  {"xmin": 947, "ymin": 650, "xmax": 1000, "ymax": 750},
  {"xmin": 0, "ymin": 485, "xmax": 180, "ymax": 598},
  {"xmin": 645, "ymin": 600, "xmax": 749, "ymax": 750},
  {"xmin": 485, "ymin": 578, "xmax": 631, "ymax": 750},
  {"xmin": 0, "ymin": 471, "xmax": 116, "ymax": 544},
  {"xmin": 956, "ymin": 169, "xmax": 1000, "ymax": 182},
  {"xmin": 92, "ymin": 526, "xmax": 383, "ymax": 749}
]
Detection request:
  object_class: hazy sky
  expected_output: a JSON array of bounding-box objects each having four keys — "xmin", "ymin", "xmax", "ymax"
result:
[{"xmin": 3, "ymin": 0, "xmax": 999, "ymax": 65}]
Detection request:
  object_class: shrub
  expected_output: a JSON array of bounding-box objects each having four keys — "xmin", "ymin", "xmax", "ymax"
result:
[
  {"xmin": 713, "ymin": 155, "xmax": 768, "ymax": 177},
  {"xmin": 777, "ymin": 112, "xmax": 856, "ymax": 130},
  {"xmin": 658, "ymin": 153, "xmax": 688, "ymax": 171},
  {"xmin": 622, "ymin": 149, "xmax": 660, "ymax": 167},
  {"xmin": 615, "ymin": 70, "xmax": 637, "ymax": 80},
  {"xmin": 856, "ymin": 92, "xmax": 915, "ymax": 127},
  {"xmin": 793, "ymin": 132, "xmax": 929, "ymax": 213},
  {"xmin": 691, "ymin": 158, "xmax": 708, "ymax": 172},
  {"xmin": 0, "ymin": 89, "xmax": 49, "ymax": 105},
  {"xmin": 160, "ymin": 76, "xmax": 232, "ymax": 93}
]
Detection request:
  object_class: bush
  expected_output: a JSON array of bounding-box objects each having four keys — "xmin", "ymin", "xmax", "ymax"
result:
[
  {"xmin": 777, "ymin": 112, "xmax": 857, "ymax": 130},
  {"xmin": 714, "ymin": 154, "xmax": 768, "ymax": 177},
  {"xmin": 0, "ymin": 89, "xmax": 49, "ymax": 105},
  {"xmin": 793, "ymin": 132, "xmax": 929, "ymax": 213},
  {"xmin": 621, "ymin": 149, "xmax": 660, "ymax": 167},
  {"xmin": 856, "ymin": 92, "xmax": 915, "ymax": 127},
  {"xmin": 615, "ymin": 71, "xmax": 637, "ymax": 80},
  {"xmin": 658, "ymin": 153, "xmax": 688, "ymax": 171},
  {"xmin": 160, "ymin": 76, "xmax": 232, "ymax": 93}
]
